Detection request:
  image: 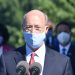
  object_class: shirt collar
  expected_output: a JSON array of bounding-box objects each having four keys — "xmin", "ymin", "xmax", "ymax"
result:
[
  {"xmin": 35, "ymin": 42, "xmax": 46, "ymax": 57},
  {"xmin": 59, "ymin": 42, "xmax": 71, "ymax": 50}
]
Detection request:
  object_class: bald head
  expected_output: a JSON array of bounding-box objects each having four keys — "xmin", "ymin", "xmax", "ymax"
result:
[
  {"xmin": 23, "ymin": 10, "xmax": 48, "ymax": 26},
  {"xmin": 25, "ymin": 10, "xmax": 45, "ymax": 18}
]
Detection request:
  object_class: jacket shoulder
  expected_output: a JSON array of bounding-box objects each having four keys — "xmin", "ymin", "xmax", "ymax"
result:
[{"xmin": 46, "ymin": 46, "xmax": 70, "ymax": 62}]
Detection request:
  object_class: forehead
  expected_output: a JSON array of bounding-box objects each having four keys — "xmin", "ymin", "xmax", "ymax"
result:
[
  {"xmin": 27, "ymin": 16, "xmax": 45, "ymax": 25},
  {"xmin": 57, "ymin": 24, "xmax": 70, "ymax": 32},
  {"xmin": 23, "ymin": 11, "xmax": 46, "ymax": 26}
]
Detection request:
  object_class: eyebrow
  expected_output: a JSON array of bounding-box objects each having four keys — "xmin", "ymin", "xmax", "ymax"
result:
[
  {"xmin": 34, "ymin": 25, "xmax": 41, "ymax": 28},
  {"xmin": 25, "ymin": 25, "xmax": 32, "ymax": 28}
]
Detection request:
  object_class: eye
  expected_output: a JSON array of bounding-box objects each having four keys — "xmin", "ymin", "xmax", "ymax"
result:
[
  {"xmin": 23, "ymin": 25, "xmax": 32, "ymax": 32},
  {"xmin": 26, "ymin": 25, "xmax": 32, "ymax": 28},
  {"xmin": 35, "ymin": 25, "xmax": 41, "ymax": 31}
]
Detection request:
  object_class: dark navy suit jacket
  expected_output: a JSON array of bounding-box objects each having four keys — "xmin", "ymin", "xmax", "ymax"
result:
[
  {"xmin": 0, "ymin": 45, "xmax": 73, "ymax": 75},
  {"xmin": 52, "ymin": 41, "xmax": 75, "ymax": 75}
]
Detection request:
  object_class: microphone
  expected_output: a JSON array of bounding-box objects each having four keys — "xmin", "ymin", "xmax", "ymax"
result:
[
  {"xmin": 16, "ymin": 61, "xmax": 28, "ymax": 75},
  {"xmin": 29, "ymin": 62, "xmax": 42, "ymax": 75}
]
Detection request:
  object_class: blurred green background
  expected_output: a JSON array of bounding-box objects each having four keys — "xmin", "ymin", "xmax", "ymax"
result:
[{"xmin": 0, "ymin": 0, "xmax": 75, "ymax": 48}]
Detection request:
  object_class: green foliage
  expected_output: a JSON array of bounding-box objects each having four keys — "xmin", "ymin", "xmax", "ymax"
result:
[
  {"xmin": 32, "ymin": 0, "xmax": 75, "ymax": 25},
  {"xmin": 0, "ymin": 0, "xmax": 75, "ymax": 47},
  {"xmin": 0, "ymin": 0, "xmax": 25, "ymax": 47}
]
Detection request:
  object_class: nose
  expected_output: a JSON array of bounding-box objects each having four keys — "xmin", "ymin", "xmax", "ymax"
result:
[{"xmin": 31, "ymin": 27, "xmax": 36, "ymax": 33}]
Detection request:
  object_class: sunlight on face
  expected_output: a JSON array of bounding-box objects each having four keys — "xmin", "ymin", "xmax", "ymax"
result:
[{"xmin": 22, "ymin": 10, "xmax": 48, "ymax": 34}]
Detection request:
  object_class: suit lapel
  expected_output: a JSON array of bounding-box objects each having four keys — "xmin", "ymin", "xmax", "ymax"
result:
[
  {"xmin": 13, "ymin": 45, "xmax": 26, "ymax": 64},
  {"xmin": 5, "ymin": 46, "xmax": 26, "ymax": 75},
  {"xmin": 43, "ymin": 47, "xmax": 55, "ymax": 75},
  {"xmin": 13, "ymin": 51, "xmax": 25, "ymax": 65}
]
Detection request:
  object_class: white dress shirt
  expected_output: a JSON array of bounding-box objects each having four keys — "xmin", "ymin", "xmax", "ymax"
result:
[
  {"xmin": 26, "ymin": 42, "xmax": 46, "ymax": 75},
  {"xmin": 59, "ymin": 43, "xmax": 71, "ymax": 55}
]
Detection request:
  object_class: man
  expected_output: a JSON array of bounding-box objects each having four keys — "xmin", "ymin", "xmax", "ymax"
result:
[
  {"xmin": 53, "ymin": 21, "xmax": 75, "ymax": 75},
  {"xmin": 0, "ymin": 10, "xmax": 73, "ymax": 75}
]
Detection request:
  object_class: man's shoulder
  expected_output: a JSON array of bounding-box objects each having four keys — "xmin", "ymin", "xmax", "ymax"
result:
[
  {"xmin": 2, "ymin": 45, "xmax": 25, "ymax": 58},
  {"xmin": 15, "ymin": 45, "xmax": 25, "ymax": 55},
  {"xmin": 46, "ymin": 46, "xmax": 70, "ymax": 62}
]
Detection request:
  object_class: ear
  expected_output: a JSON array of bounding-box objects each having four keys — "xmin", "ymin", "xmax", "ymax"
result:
[{"xmin": 45, "ymin": 26, "xmax": 49, "ymax": 33}]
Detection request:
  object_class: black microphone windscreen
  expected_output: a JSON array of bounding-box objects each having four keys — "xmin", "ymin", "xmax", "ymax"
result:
[
  {"xmin": 16, "ymin": 61, "xmax": 28, "ymax": 75},
  {"xmin": 30, "ymin": 62, "xmax": 42, "ymax": 75}
]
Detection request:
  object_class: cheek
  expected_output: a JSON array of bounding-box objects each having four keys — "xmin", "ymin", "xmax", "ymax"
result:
[
  {"xmin": 42, "ymin": 28, "xmax": 47, "ymax": 33},
  {"xmin": 41, "ymin": 26, "xmax": 48, "ymax": 33}
]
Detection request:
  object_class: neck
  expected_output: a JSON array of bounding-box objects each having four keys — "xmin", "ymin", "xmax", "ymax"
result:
[
  {"xmin": 29, "ymin": 46, "xmax": 40, "ymax": 52},
  {"xmin": 61, "ymin": 41, "xmax": 70, "ymax": 47}
]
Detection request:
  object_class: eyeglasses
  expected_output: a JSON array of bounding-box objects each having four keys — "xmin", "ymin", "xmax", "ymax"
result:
[{"xmin": 23, "ymin": 25, "xmax": 43, "ymax": 33}]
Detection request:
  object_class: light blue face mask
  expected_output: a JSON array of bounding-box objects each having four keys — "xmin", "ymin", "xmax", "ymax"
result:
[
  {"xmin": 57, "ymin": 32, "xmax": 70, "ymax": 45},
  {"xmin": 23, "ymin": 32, "xmax": 46, "ymax": 48}
]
